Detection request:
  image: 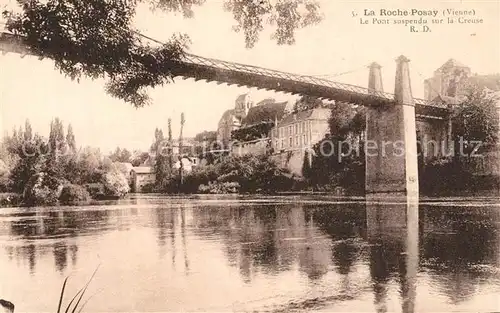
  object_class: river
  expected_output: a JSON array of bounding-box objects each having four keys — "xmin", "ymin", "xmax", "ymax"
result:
[{"xmin": 0, "ymin": 194, "xmax": 499, "ymax": 312}]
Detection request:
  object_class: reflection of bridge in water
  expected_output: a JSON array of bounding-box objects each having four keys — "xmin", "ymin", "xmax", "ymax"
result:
[
  {"xmin": 0, "ymin": 30, "xmax": 456, "ymax": 195},
  {"xmin": 187, "ymin": 199, "xmax": 500, "ymax": 312},
  {"xmin": 1, "ymin": 198, "xmax": 499, "ymax": 312}
]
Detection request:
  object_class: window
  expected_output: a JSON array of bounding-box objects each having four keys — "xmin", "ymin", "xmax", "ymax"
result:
[
  {"xmin": 289, "ymin": 137, "xmax": 293, "ymax": 147},
  {"xmin": 281, "ymin": 139, "xmax": 285, "ymax": 149},
  {"xmin": 295, "ymin": 136, "xmax": 299, "ymax": 146},
  {"xmin": 295, "ymin": 124, "xmax": 298, "ymax": 134},
  {"xmin": 303, "ymin": 134, "xmax": 306, "ymax": 145},
  {"xmin": 301, "ymin": 122, "xmax": 305, "ymax": 133}
]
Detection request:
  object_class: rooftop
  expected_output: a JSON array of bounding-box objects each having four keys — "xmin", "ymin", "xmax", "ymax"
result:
[
  {"xmin": 278, "ymin": 107, "xmax": 331, "ymax": 125},
  {"xmin": 131, "ymin": 166, "xmax": 154, "ymax": 174},
  {"xmin": 438, "ymin": 58, "xmax": 470, "ymax": 71},
  {"xmin": 235, "ymin": 93, "xmax": 249, "ymax": 103},
  {"xmin": 242, "ymin": 100, "xmax": 288, "ymax": 126}
]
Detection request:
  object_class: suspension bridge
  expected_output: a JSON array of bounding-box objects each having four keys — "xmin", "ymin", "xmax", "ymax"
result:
[
  {"xmin": 0, "ymin": 31, "xmax": 448, "ymax": 119},
  {"xmin": 0, "ymin": 29, "xmax": 454, "ymax": 195}
]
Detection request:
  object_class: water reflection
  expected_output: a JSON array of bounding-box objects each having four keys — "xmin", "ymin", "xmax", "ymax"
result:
[
  {"xmin": 0, "ymin": 196, "xmax": 499, "ymax": 312},
  {"xmin": 421, "ymin": 205, "xmax": 500, "ymax": 304},
  {"xmin": 365, "ymin": 195, "xmax": 419, "ymax": 313}
]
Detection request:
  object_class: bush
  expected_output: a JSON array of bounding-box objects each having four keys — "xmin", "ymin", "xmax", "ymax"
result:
[
  {"xmin": 85, "ymin": 183, "xmax": 105, "ymax": 198},
  {"xmin": 0, "ymin": 193, "xmax": 21, "ymax": 207},
  {"xmin": 140, "ymin": 182, "xmax": 156, "ymax": 193},
  {"xmin": 420, "ymin": 157, "xmax": 472, "ymax": 195},
  {"xmin": 102, "ymin": 168, "xmax": 130, "ymax": 197},
  {"xmin": 59, "ymin": 184, "xmax": 91, "ymax": 205},
  {"xmin": 26, "ymin": 185, "xmax": 59, "ymax": 206},
  {"xmin": 22, "ymin": 172, "xmax": 61, "ymax": 206},
  {"xmin": 198, "ymin": 181, "xmax": 240, "ymax": 194}
]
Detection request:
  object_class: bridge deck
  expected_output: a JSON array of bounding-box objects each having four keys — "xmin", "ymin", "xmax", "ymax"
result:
[{"xmin": 0, "ymin": 31, "xmax": 449, "ymax": 119}]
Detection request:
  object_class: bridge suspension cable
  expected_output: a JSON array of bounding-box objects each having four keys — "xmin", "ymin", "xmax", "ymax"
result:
[
  {"xmin": 308, "ymin": 64, "xmax": 372, "ymax": 79},
  {"xmin": 0, "ymin": 28, "xmax": 450, "ymax": 116}
]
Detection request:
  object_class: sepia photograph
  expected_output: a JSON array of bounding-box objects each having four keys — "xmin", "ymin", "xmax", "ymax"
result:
[{"xmin": 0, "ymin": 0, "xmax": 499, "ymax": 312}]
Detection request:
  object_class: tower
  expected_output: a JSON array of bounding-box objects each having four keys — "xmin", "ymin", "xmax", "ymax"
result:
[
  {"xmin": 425, "ymin": 59, "xmax": 471, "ymax": 100},
  {"xmin": 234, "ymin": 93, "xmax": 253, "ymax": 120}
]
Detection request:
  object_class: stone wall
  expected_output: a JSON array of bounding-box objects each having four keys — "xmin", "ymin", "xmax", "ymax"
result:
[
  {"xmin": 231, "ymin": 139, "xmax": 269, "ymax": 156},
  {"xmin": 272, "ymin": 149, "xmax": 306, "ymax": 176}
]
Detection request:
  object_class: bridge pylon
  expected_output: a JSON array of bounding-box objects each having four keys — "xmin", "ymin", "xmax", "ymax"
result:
[{"xmin": 365, "ymin": 56, "xmax": 419, "ymax": 197}]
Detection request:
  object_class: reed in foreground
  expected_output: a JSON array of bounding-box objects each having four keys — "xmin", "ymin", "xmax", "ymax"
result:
[{"xmin": 57, "ymin": 266, "xmax": 99, "ymax": 313}]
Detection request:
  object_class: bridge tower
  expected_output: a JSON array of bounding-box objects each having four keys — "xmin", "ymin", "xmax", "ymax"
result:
[{"xmin": 365, "ymin": 56, "xmax": 419, "ymax": 197}]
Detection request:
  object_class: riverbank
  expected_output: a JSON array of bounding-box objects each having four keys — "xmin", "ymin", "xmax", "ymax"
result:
[{"xmin": 2, "ymin": 191, "xmax": 500, "ymax": 210}]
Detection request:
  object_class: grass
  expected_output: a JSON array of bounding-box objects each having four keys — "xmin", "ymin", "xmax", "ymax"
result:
[{"xmin": 57, "ymin": 265, "xmax": 100, "ymax": 313}]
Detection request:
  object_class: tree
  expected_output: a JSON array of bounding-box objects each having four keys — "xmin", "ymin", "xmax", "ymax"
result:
[
  {"xmin": 9, "ymin": 133, "xmax": 48, "ymax": 194},
  {"xmin": 3, "ymin": 0, "xmax": 322, "ymax": 107},
  {"xmin": 329, "ymin": 102, "xmax": 356, "ymax": 137},
  {"xmin": 305, "ymin": 101, "xmax": 367, "ymax": 193},
  {"xmin": 77, "ymin": 147, "xmax": 105, "ymax": 183},
  {"xmin": 178, "ymin": 112, "xmax": 185, "ymax": 188},
  {"xmin": 120, "ymin": 149, "xmax": 132, "ymax": 162},
  {"xmin": 150, "ymin": 128, "xmax": 165, "ymax": 153},
  {"xmin": 167, "ymin": 118, "xmax": 173, "ymax": 169},
  {"xmin": 350, "ymin": 107, "xmax": 366, "ymax": 140},
  {"xmin": 66, "ymin": 124, "xmax": 77, "ymax": 152},
  {"xmin": 152, "ymin": 127, "xmax": 171, "ymax": 189},
  {"xmin": 59, "ymin": 184, "xmax": 91, "ymax": 205},
  {"xmin": 294, "ymin": 95, "xmax": 324, "ymax": 112},
  {"xmin": 193, "ymin": 130, "xmax": 218, "ymax": 156},
  {"xmin": 24, "ymin": 119, "xmax": 33, "ymax": 141},
  {"xmin": 110, "ymin": 147, "xmax": 132, "ymax": 163},
  {"xmin": 102, "ymin": 166, "xmax": 130, "ymax": 197},
  {"xmin": 131, "ymin": 151, "xmax": 150, "ymax": 166},
  {"xmin": 302, "ymin": 150, "xmax": 312, "ymax": 180},
  {"xmin": 452, "ymin": 88, "xmax": 499, "ymax": 152},
  {"xmin": 231, "ymin": 122, "xmax": 274, "ymax": 142},
  {"xmin": 194, "ymin": 130, "xmax": 217, "ymax": 143},
  {"xmin": 215, "ymin": 154, "xmax": 292, "ymax": 193},
  {"xmin": 48, "ymin": 118, "xmax": 67, "ymax": 165}
]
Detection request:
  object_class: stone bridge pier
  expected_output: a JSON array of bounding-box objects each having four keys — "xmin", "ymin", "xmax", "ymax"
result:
[{"xmin": 365, "ymin": 56, "xmax": 419, "ymax": 198}]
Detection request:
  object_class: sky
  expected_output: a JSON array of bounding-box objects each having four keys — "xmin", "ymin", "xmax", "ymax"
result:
[{"xmin": 1, "ymin": 0, "xmax": 499, "ymax": 153}]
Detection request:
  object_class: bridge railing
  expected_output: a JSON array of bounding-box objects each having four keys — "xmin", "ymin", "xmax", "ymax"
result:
[
  {"xmin": 0, "ymin": 30, "xmax": 446, "ymax": 110},
  {"xmin": 183, "ymin": 52, "xmax": 445, "ymax": 109}
]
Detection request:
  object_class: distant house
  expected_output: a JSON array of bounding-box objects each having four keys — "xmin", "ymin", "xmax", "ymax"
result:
[
  {"xmin": 173, "ymin": 156, "xmax": 200, "ymax": 173},
  {"xmin": 130, "ymin": 167, "xmax": 155, "ymax": 192},
  {"xmin": 270, "ymin": 107, "xmax": 331, "ymax": 175},
  {"xmin": 271, "ymin": 107, "xmax": 331, "ymax": 153},
  {"xmin": 172, "ymin": 141, "xmax": 195, "ymax": 156}
]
